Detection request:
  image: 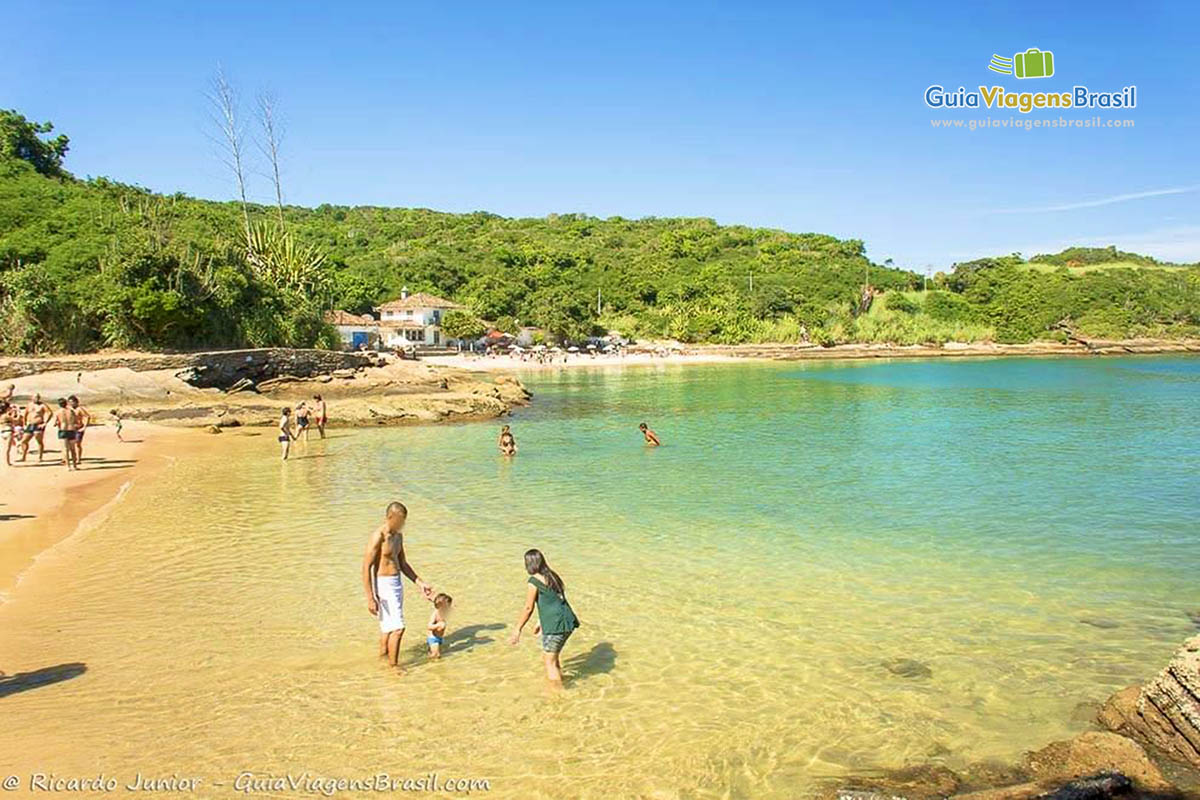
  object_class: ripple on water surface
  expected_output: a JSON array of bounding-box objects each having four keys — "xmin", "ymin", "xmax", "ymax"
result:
[{"xmin": 1, "ymin": 356, "xmax": 1198, "ymax": 798}]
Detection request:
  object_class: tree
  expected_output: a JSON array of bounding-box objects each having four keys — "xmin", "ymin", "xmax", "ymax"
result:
[
  {"xmin": 206, "ymin": 69, "xmax": 252, "ymax": 246},
  {"xmin": 0, "ymin": 109, "xmax": 69, "ymax": 177},
  {"xmin": 440, "ymin": 309, "xmax": 487, "ymax": 341},
  {"xmin": 256, "ymin": 91, "xmax": 286, "ymax": 226}
]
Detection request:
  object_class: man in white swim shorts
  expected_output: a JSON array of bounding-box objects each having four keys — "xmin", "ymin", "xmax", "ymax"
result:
[{"xmin": 361, "ymin": 501, "xmax": 435, "ymax": 668}]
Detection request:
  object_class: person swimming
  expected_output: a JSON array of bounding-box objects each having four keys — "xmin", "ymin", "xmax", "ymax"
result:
[{"xmin": 638, "ymin": 422, "xmax": 661, "ymax": 446}]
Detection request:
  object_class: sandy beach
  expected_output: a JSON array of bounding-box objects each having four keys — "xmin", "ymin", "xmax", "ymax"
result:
[{"xmin": 0, "ymin": 420, "xmax": 195, "ymax": 599}]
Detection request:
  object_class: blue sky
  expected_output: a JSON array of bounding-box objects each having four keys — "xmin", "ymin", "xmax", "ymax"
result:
[{"xmin": 4, "ymin": 0, "xmax": 1198, "ymax": 269}]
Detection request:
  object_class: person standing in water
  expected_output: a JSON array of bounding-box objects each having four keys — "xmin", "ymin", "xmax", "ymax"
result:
[
  {"xmin": 498, "ymin": 424, "xmax": 517, "ymax": 456},
  {"xmin": 313, "ymin": 394, "xmax": 328, "ymax": 439},
  {"xmin": 278, "ymin": 408, "xmax": 294, "ymax": 460},
  {"xmin": 508, "ymin": 548, "xmax": 580, "ymax": 688},
  {"xmin": 294, "ymin": 401, "xmax": 311, "ymax": 443},
  {"xmin": 361, "ymin": 501, "xmax": 435, "ymax": 668},
  {"xmin": 638, "ymin": 422, "xmax": 661, "ymax": 447}
]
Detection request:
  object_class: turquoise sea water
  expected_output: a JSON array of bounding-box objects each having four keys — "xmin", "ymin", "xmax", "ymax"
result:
[{"xmin": 3, "ymin": 355, "xmax": 1198, "ymax": 798}]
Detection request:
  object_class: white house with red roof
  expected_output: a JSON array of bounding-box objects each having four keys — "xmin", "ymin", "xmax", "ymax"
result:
[
  {"xmin": 323, "ymin": 309, "xmax": 381, "ymax": 350},
  {"xmin": 375, "ymin": 287, "xmax": 463, "ymax": 349}
]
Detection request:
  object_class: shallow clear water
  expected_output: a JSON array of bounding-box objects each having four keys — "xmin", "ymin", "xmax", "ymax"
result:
[{"xmin": 2, "ymin": 356, "xmax": 1198, "ymax": 798}]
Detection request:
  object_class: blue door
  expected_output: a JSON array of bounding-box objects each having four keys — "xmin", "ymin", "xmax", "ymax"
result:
[{"xmin": 351, "ymin": 331, "xmax": 368, "ymax": 349}]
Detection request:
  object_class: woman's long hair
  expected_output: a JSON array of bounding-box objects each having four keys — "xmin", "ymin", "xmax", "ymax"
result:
[{"xmin": 524, "ymin": 548, "xmax": 565, "ymax": 596}]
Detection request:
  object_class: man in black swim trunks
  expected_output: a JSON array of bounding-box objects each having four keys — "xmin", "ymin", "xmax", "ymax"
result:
[{"xmin": 20, "ymin": 393, "xmax": 52, "ymax": 462}]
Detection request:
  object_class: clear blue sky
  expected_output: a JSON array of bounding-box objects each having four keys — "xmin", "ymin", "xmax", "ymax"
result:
[{"xmin": 4, "ymin": 0, "xmax": 1198, "ymax": 269}]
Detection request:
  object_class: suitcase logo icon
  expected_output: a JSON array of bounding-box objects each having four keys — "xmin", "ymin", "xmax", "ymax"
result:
[{"xmin": 988, "ymin": 48, "xmax": 1055, "ymax": 79}]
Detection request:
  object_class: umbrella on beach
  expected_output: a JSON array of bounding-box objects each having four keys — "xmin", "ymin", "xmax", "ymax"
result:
[{"xmin": 567, "ymin": 346, "xmax": 580, "ymax": 352}]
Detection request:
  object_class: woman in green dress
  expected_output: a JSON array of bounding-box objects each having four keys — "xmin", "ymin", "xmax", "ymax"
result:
[{"xmin": 508, "ymin": 548, "xmax": 580, "ymax": 687}]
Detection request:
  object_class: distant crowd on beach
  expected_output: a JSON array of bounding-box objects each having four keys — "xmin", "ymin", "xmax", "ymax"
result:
[
  {"xmin": 1, "ymin": 384, "xmax": 125, "ymax": 470},
  {"xmin": 360, "ymin": 418, "xmax": 661, "ymax": 688}
]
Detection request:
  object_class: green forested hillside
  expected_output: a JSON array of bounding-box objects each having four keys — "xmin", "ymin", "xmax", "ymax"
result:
[{"xmin": 2, "ymin": 110, "xmax": 1198, "ymax": 354}]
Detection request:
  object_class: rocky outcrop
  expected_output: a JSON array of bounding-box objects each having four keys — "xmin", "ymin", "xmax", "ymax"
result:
[
  {"xmin": 1100, "ymin": 636, "xmax": 1200, "ymax": 769},
  {"xmin": 3, "ymin": 352, "xmax": 531, "ymax": 428},
  {"xmin": 827, "ymin": 732, "xmax": 1179, "ymax": 800}
]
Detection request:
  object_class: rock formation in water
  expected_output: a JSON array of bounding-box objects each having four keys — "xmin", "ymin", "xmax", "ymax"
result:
[{"xmin": 1099, "ymin": 635, "xmax": 1200, "ymax": 769}]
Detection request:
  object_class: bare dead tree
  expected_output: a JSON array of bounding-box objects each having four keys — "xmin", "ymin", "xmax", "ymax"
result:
[
  {"xmin": 205, "ymin": 67, "xmax": 253, "ymax": 247},
  {"xmin": 256, "ymin": 90, "xmax": 286, "ymax": 227}
]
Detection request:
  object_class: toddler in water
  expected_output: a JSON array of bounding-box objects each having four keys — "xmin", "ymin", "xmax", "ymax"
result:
[{"xmin": 427, "ymin": 593, "xmax": 453, "ymax": 659}]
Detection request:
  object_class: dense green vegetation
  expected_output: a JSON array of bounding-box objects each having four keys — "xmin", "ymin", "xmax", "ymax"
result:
[{"xmin": 2, "ymin": 110, "xmax": 1198, "ymax": 354}]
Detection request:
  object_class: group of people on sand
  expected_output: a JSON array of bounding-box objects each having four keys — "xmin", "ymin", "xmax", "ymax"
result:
[
  {"xmin": 276, "ymin": 394, "xmax": 328, "ymax": 460},
  {"xmin": 1, "ymin": 385, "xmax": 123, "ymax": 469},
  {"xmin": 496, "ymin": 420, "xmax": 660, "ymax": 457},
  {"xmin": 362, "ymin": 501, "xmax": 581, "ymax": 687}
]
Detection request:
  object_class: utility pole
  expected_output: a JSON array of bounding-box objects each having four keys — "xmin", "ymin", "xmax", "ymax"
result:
[
  {"xmin": 749, "ymin": 271, "xmax": 754, "ymax": 293},
  {"xmin": 597, "ymin": 287, "xmax": 602, "ymax": 316}
]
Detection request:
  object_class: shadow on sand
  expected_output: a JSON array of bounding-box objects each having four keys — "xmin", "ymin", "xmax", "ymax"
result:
[
  {"xmin": 0, "ymin": 663, "xmax": 87, "ymax": 699},
  {"xmin": 563, "ymin": 641, "xmax": 617, "ymax": 684}
]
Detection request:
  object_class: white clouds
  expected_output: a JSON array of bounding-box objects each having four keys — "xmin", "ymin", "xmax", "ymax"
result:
[{"xmin": 991, "ymin": 186, "xmax": 1200, "ymax": 214}]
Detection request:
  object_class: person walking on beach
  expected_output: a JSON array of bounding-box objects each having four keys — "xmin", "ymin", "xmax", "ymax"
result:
[
  {"xmin": 53, "ymin": 398, "xmax": 78, "ymax": 470},
  {"xmin": 498, "ymin": 424, "xmax": 517, "ymax": 456},
  {"xmin": 313, "ymin": 394, "xmax": 327, "ymax": 439},
  {"xmin": 20, "ymin": 394, "xmax": 52, "ymax": 462},
  {"xmin": 278, "ymin": 408, "xmax": 294, "ymax": 460},
  {"xmin": 361, "ymin": 501, "xmax": 436, "ymax": 668},
  {"xmin": 110, "ymin": 409, "xmax": 125, "ymax": 442},
  {"xmin": 638, "ymin": 422, "xmax": 661, "ymax": 447},
  {"xmin": 508, "ymin": 548, "xmax": 580, "ymax": 688},
  {"xmin": 69, "ymin": 396, "xmax": 91, "ymax": 460}
]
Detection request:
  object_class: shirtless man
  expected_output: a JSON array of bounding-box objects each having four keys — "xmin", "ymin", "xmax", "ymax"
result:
[
  {"xmin": 69, "ymin": 396, "xmax": 91, "ymax": 460},
  {"xmin": 53, "ymin": 398, "xmax": 78, "ymax": 470},
  {"xmin": 20, "ymin": 394, "xmax": 52, "ymax": 462},
  {"xmin": 2, "ymin": 402, "xmax": 20, "ymax": 466},
  {"xmin": 361, "ymin": 501, "xmax": 435, "ymax": 668},
  {"xmin": 313, "ymin": 395, "xmax": 327, "ymax": 439},
  {"xmin": 639, "ymin": 421, "xmax": 661, "ymax": 447}
]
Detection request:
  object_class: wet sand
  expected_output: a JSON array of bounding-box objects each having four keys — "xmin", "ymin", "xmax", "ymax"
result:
[{"xmin": 0, "ymin": 420, "xmax": 195, "ymax": 599}]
